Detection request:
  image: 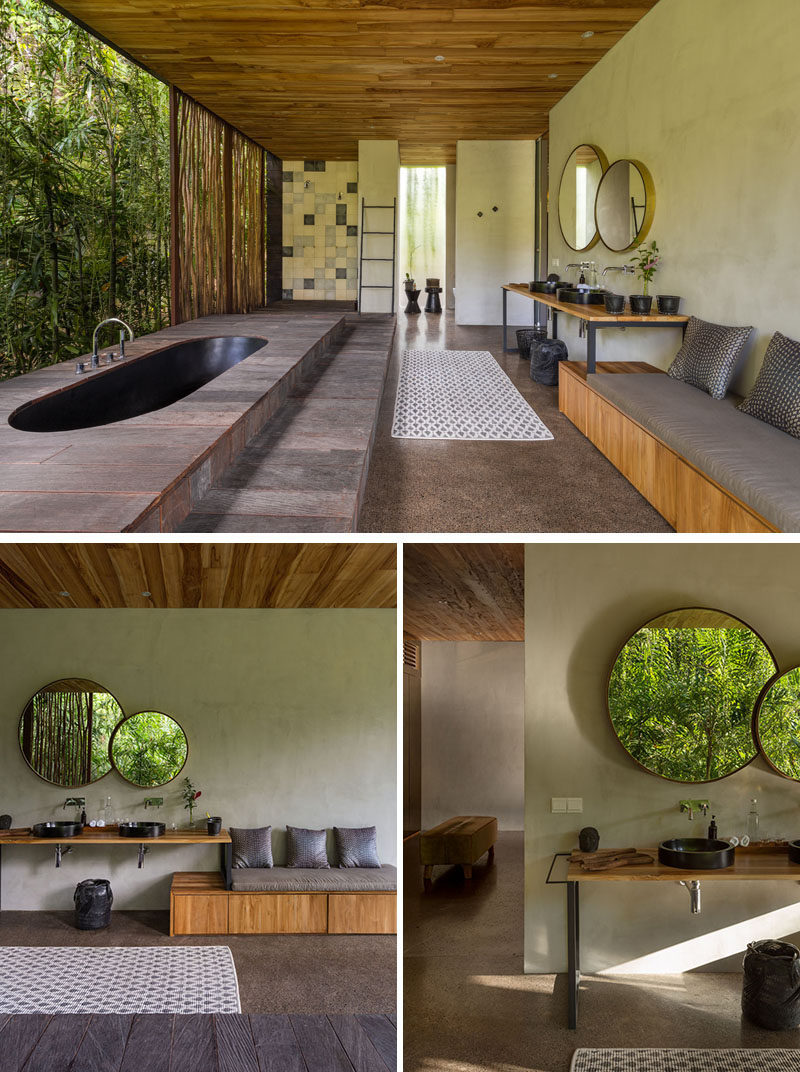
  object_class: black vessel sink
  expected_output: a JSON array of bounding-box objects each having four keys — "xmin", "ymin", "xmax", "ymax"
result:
[
  {"xmin": 529, "ymin": 280, "xmax": 560, "ymax": 294},
  {"xmin": 557, "ymin": 288, "xmax": 607, "ymax": 306},
  {"xmin": 788, "ymin": 841, "xmax": 800, "ymax": 865},
  {"xmin": 32, "ymin": 821, "xmax": 81, "ymax": 838},
  {"xmin": 659, "ymin": 838, "xmax": 735, "ymax": 870},
  {"xmin": 118, "ymin": 821, "xmax": 166, "ymax": 839}
]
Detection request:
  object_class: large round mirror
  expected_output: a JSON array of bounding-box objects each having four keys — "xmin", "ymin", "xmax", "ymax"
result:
[
  {"xmin": 110, "ymin": 711, "xmax": 188, "ymax": 787},
  {"xmin": 754, "ymin": 668, "xmax": 800, "ymax": 780},
  {"xmin": 595, "ymin": 158, "xmax": 655, "ymax": 252},
  {"xmin": 557, "ymin": 143, "xmax": 608, "ymax": 252},
  {"xmin": 19, "ymin": 678, "xmax": 123, "ymax": 787},
  {"xmin": 607, "ymin": 608, "xmax": 776, "ymax": 783}
]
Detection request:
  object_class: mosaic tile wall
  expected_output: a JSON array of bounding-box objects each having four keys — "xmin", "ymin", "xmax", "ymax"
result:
[{"xmin": 282, "ymin": 159, "xmax": 359, "ymax": 301}]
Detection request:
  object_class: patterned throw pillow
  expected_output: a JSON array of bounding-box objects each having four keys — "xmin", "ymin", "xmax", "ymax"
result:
[
  {"xmin": 667, "ymin": 316, "xmax": 752, "ymax": 399},
  {"xmin": 230, "ymin": 826, "xmax": 273, "ymax": 869},
  {"xmin": 334, "ymin": 826, "xmax": 381, "ymax": 868},
  {"xmin": 738, "ymin": 331, "xmax": 800, "ymax": 437},
  {"xmin": 286, "ymin": 825, "xmax": 330, "ymax": 868}
]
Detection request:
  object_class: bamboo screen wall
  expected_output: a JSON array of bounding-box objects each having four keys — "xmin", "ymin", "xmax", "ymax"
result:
[{"xmin": 170, "ymin": 89, "xmax": 265, "ymax": 325}]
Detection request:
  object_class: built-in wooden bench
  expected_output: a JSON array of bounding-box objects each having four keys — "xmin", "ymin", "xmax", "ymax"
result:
[
  {"xmin": 170, "ymin": 871, "xmax": 396, "ymax": 936},
  {"xmin": 559, "ymin": 361, "xmax": 777, "ymax": 533},
  {"xmin": 420, "ymin": 815, "xmax": 497, "ymax": 890}
]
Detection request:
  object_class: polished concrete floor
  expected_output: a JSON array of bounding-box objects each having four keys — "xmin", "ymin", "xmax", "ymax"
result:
[
  {"xmin": 0, "ymin": 910, "xmax": 395, "ymax": 1015},
  {"xmin": 404, "ymin": 831, "xmax": 797, "ymax": 1072},
  {"xmin": 359, "ymin": 310, "xmax": 672, "ymax": 533}
]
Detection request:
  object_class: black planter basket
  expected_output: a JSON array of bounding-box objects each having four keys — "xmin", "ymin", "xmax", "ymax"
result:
[
  {"xmin": 657, "ymin": 294, "xmax": 682, "ymax": 314},
  {"xmin": 742, "ymin": 940, "xmax": 800, "ymax": 1029},
  {"xmin": 629, "ymin": 294, "xmax": 653, "ymax": 315},
  {"xmin": 603, "ymin": 293, "xmax": 625, "ymax": 314}
]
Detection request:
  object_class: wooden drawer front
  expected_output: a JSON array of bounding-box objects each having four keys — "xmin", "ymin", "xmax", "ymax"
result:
[
  {"xmin": 674, "ymin": 461, "xmax": 773, "ymax": 533},
  {"xmin": 229, "ymin": 893, "xmax": 327, "ymax": 934},
  {"xmin": 172, "ymin": 893, "xmax": 228, "ymax": 936},
  {"xmin": 559, "ymin": 367, "xmax": 588, "ymax": 435},
  {"xmin": 328, "ymin": 894, "xmax": 396, "ymax": 934}
]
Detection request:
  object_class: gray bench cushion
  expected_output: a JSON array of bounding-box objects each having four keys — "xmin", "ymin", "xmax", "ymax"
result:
[
  {"xmin": 590, "ymin": 372, "xmax": 800, "ymax": 532},
  {"xmin": 230, "ymin": 864, "xmax": 397, "ymax": 893}
]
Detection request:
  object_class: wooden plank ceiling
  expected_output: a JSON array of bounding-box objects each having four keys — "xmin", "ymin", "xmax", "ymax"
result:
[
  {"xmin": 51, "ymin": 0, "xmax": 659, "ymax": 164},
  {"xmin": 0, "ymin": 543, "xmax": 396, "ymax": 609},
  {"xmin": 404, "ymin": 543, "xmax": 524, "ymax": 641}
]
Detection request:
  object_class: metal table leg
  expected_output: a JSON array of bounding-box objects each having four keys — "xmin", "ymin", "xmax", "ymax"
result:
[
  {"xmin": 552, "ymin": 310, "xmax": 558, "ymax": 340},
  {"xmin": 220, "ymin": 842, "xmax": 232, "ymax": 890},
  {"xmin": 502, "ymin": 288, "xmax": 513, "ymax": 352},
  {"xmin": 567, "ymin": 880, "xmax": 580, "ymax": 1029},
  {"xmin": 587, "ymin": 323, "xmax": 597, "ymax": 374}
]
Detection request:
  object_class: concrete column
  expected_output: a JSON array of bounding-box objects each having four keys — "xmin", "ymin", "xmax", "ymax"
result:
[{"xmin": 357, "ymin": 140, "xmax": 399, "ymax": 313}]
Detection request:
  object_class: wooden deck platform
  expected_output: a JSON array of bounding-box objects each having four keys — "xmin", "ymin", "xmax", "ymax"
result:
[
  {"xmin": 0, "ymin": 1012, "xmax": 396, "ymax": 1072},
  {"xmin": 0, "ymin": 308, "xmax": 349, "ymax": 533},
  {"xmin": 179, "ymin": 316, "xmax": 394, "ymax": 532}
]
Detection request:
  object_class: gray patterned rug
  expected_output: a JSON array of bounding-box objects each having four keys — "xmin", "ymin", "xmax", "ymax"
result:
[
  {"xmin": 0, "ymin": 946, "xmax": 241, "ymax": 1014},
  {"xmin": 571, "ymin": 1050, "xmax": 800, "ymax": 1071},
  {"xmin": 392, "ymin": 348, "xmax": 554, "ymax": 440}
]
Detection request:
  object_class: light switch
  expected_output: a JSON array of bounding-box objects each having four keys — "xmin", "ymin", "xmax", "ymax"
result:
[
  {"xmin": 551, "ymin": 797, "xmax": 567, "ymax": 813},
  {"xmin": 567, "ymin": 798, "xmax": 583, "ymax": 813}
]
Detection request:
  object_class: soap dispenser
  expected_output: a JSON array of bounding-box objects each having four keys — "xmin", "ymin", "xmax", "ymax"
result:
[
  {"xmin": 747, "ymin": 798, "xmax": 760, "ymax": 842},
  {"xmin": 708, "ymin": 815, "xmax": 717, "ymax": 839}
]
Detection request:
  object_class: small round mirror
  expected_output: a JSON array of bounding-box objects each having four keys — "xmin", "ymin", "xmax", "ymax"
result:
[
  {"xmin": 557, "ymin": 144, "xmax": 608, "ymax": 252},
  {"xmin": 595, "ymin": 158, "xmax": 655, "ymax": 252},
  {"xmin": 607, "ymin": 608, "xmax": 775, "ymax": 782},
  {"xmin": 110, "ymin": 711, "xmax": 188, "ymax": 787},
  {"xmin": 754, "ymin": 668, "xmax": 800, "ymax": 780},
  {"xmin": 19, "ymin": 678, "xmax": 123, "ymax": 787}
]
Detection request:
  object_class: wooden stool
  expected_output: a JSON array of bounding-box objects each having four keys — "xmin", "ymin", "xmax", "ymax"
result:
[{"xmin": 420, "ymin": 815, "xmax": 497, "ymax": 890}]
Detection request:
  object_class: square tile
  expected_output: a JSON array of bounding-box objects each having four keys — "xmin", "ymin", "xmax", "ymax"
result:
[
  {"xmin": 282, "ymin": 170, "xmax": 294, "ymax": 183},
  {"xmin": 336, "ymin": 267, "xmax": 347, "ymax": 279},
  {"xmin": 346, "ymin": 225, "xmax": 358, "ymax": 237},
  {"xmin": 282, "ymin": 245, "xmax": 293, "ymax": 257},
  {"xmin": 304, "ymin": 277, "xmax": 315, "ymax": 289},
  {"xmin": 347, "ymin": 181, "xmax": 358, "ymax": 193},
  {"xmin": 282, "ymin": 288, "xmax": 293, "ymax": 300},
  {"xmin": 304, "ymin": 214, "xmax": 315, "ymax": 226},
  {"xmin": 325, "ymin": 257, "xmax": 335, "ymax": 268},
  {"xmin": 336, "ymin": 204, "xmax": 347, "ymax": 225}
]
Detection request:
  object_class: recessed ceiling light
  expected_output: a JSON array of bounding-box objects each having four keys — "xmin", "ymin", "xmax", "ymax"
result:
[
  {"xmin": 548, "ymin": 72, "xmax": 559, "ymax": 79},
  {"xmin": 581, "ymin": 30, "xmax": 594, "ymax": 38},
  {"xmin": 434, "ymin": 55, "xmax": 445, "ymax": 62},
  {"xmin": 58, "ymin": 590, "xmax": 70, "ymax": 598},
  {"xmin": 141, "ymin": 591, "xmax": 151, "ymax": 598}
]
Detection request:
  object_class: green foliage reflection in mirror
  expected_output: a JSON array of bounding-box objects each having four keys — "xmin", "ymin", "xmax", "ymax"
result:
[
  {"xmin": 607, "ymin": 609, "xmax": 776, "ymax": 783},
  {"xmin": 19, "ymin": 678, "xmax": 123, "ymax": 788},
  {"xmin": 109, "ymin": 711, "xmax": 188, "ymax": 787},
  {"xmin": 754, "ymin": 668, "xmax": 800, "ymax": 781}
]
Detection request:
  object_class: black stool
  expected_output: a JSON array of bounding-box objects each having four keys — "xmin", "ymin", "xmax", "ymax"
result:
[
  {"xmin": 424, "ymin": 287, "xmax": 442, "ymax": 313},
  {"xmin": 404, "ymin": 288, "xmax": 421, "ymax": 314}
]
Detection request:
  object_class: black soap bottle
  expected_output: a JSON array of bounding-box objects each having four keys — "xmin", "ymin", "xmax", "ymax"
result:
[{"xmin": 708, "ymin": 815, "xmax": 717, "ymax": 839}]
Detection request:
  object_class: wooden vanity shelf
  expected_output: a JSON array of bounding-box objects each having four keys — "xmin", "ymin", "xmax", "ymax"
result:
[{"xmin": 170, "ymin": 872, "xmax": 397, "ymax": 936}]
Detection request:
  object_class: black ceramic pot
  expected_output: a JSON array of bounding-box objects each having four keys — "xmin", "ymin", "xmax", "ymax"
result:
[
  {"xmin": 603, "ymin": 293, "xmax": 625, "ymax": 314},
  {"xmin": 629, "ymin": 294, "xmax": 653, "ymax": 315},
  {"xmin": 207, "ymin": 816, "xmax": 222, "ymax": 836},
  {"xmin": 657, "ymin": 294, "xmax": 682, "ymax": 314}
]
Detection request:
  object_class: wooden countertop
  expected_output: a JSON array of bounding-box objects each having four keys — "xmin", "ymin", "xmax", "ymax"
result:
[
  {"xmin": 567, "ymin": 847, "xmax": 800, "ymax": 882},
  {"xmin": 0, "ymin": 826, "xmax": 231, "ymax": 845},
  {"xmin": 503, "ymin": 283, "xmax": 689, "ymax": 325}
]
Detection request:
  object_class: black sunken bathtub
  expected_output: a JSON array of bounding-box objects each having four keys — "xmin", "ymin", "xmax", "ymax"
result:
[{"xmin": 8, "ymin": 335, "xmax": 268, "ymax": 433}]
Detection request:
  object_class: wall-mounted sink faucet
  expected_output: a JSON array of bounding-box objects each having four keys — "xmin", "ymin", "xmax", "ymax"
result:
[
  {"xmin": 144, "ymin": 797, "xmax": 163, "ymax": 810},
  {"xmin": 63, "ymin": 797, "xmax": 85, "ymax": 809},
  {"xmin": 602, "ymin": 265, "xmax": 635, "ymax": 278},
  {"xmin": 679, "ymin": 799, "xmax": 710, "ymax": 820}
]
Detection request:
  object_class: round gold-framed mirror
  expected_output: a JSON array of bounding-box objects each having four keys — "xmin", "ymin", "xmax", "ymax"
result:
[
  {"xmin": 595, "ymin": 158, "xmax": 655, "ymax": 252},
  {"xmin": 19, "ymin": 678, "xmax": 124, "ymax": 787},
  {"xmin": 607, "ymin": 608, "xmax": 776, "ymax": 783},
  {"xmin": 557, "ymin": 143, "xmax": 608, "ymax": 252},
  {"xmin": 753, "ymin": 668, "xmax": 800, "ymax": 781},
  {"xmin": 109, "ymin": 710, "xmax": 188, "ymax": 787}
]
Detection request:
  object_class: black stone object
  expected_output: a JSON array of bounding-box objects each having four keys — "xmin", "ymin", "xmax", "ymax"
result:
[
  {"xmin": 657, "ymin": 294, "xmax": 682, "ymax": 314},
  {"xmin": 74, "ymin": 878, "xmax": 113, "ymax": 930},
  {"xmin": 629, "ymin": 294, "xmax": 654, "ymax": 315},
  {"xmin": 579, "ymin": 827, "xmax": 599, "ymax": 852},
  {"xmin": 604, "ymin": 293, "xmax": 626, "ymax": 314},
  {"xmin": 530, "ymin": 338, "xmax": 568, "ymax": 386},
  {"xmin": 207, "ymin": 816, "xmax": 223, "ymax": 836},
  {"xmin": 404, "ymin": 289, "xmax": 422, "ymax": 314},
  {"xmin": 742, "ymin": 940, "xmax": 800, "ymax": 1029},
  {"xmin": 0, "ymin": 815, "xmax": 11, "ymax": 830},
  {"xmin": 425, "ymin": 287, "xmax": 442, "ymax": 314}
]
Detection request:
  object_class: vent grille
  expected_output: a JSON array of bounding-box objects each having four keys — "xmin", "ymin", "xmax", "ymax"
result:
[{"xmin": 403, "ymin": 635, "xmax": 421, "ymax": 673}]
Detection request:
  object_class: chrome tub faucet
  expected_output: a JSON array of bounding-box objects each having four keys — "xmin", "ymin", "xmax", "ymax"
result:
[{"xmin": 81, "ymin": 317, "xmax": 135, "ymax": 372}]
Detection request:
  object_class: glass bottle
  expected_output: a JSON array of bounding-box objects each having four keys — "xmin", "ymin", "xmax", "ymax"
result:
[
  {"xmin": 746, "ymin": 798, "xmax": 759, "ymax": 842},
  {"xmin": 104, "ymin": 795, "xmax": 114, "ymax": 825}
]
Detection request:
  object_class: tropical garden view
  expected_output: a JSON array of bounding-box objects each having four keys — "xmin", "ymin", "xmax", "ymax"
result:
[{"xmin": 0, "ymin": 0, "xmax": 169, "ymax": 379}]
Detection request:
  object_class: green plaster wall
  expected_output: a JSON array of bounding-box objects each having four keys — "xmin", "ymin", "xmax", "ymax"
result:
[{"xmin": 0, "ymin": 608, "xmax": 396, "ymax": 910}]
